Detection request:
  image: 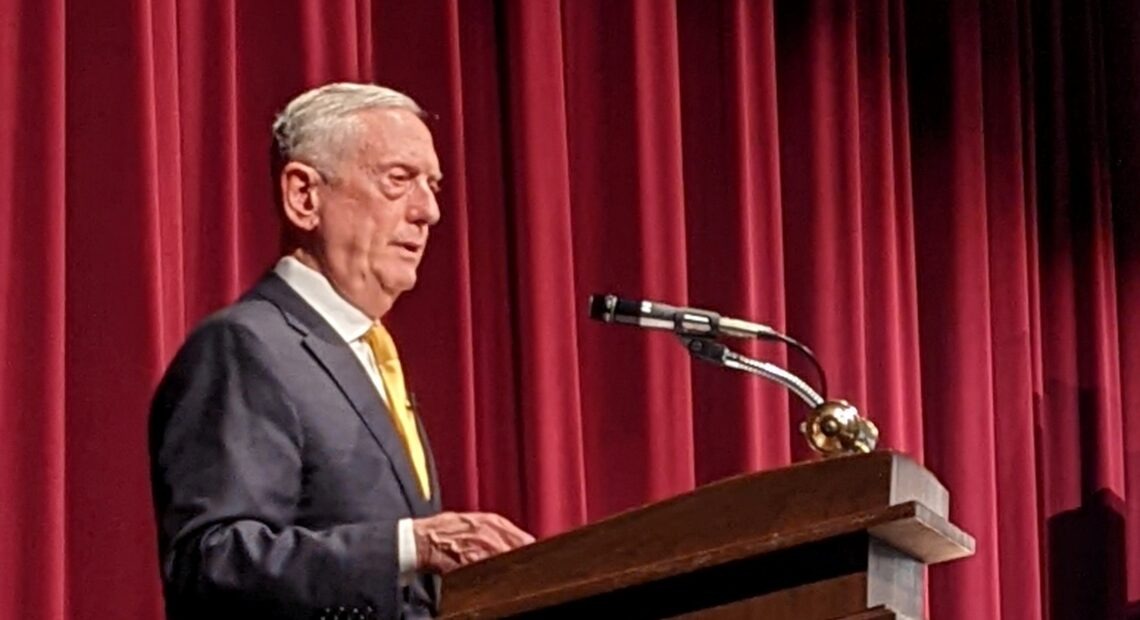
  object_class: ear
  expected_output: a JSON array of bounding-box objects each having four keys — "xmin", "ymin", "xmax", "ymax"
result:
[{"xmin": 280, "ymin": 162, "xmax": 323, "ymax": 232}]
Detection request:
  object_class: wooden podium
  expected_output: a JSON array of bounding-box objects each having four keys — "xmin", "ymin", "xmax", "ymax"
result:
[{"xmin": 440, "ymin": 451, "xmax": 973, "ymax": 619}]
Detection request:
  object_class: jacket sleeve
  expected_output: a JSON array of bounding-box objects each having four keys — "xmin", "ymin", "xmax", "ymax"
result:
[{"xmin": 149, "ymin": 319, "xmax": 400, "ymax": 620}]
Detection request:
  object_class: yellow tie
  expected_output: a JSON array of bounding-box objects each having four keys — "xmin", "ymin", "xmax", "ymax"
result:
[{"xmin": 362, "ymin": 324, "xmax": 431, "ymax": 499}]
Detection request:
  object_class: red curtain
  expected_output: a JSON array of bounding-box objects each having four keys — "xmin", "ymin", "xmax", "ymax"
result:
[{"xmin": 2, "ymin": 1, "xmax": 1137, "ymax": 618}]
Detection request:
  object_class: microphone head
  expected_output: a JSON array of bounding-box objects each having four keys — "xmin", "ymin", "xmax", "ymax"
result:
[{"xmin": 587, "ymin": 294, "xmax": 614, "ymax": 321}]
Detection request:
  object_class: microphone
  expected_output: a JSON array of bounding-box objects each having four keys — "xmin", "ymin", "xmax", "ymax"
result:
[
  {"xmin": 587, "ymin": 293, "xmax": 781, "ymax": 340},
  {"xmin": 586, "ymin": 293, "xmax": 876, "ymax": 455}
]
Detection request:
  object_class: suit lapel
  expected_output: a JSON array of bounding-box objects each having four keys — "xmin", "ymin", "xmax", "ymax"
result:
[
  {"xmin": 406, "ymin": 396, "xmax": 444, "ymax": 613},
  {"xmin": 301, "ymin": 336, "xmax": 434, "ymax": 516},
  {"xmin": 252, "ymin": 273, "xmax": 434, "ymax": 517},
  {"xmin": 410, "ymin": 392, "xmax": 442, "ymax": 512}
]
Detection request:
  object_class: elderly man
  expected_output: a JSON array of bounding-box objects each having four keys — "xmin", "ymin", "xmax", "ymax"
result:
[{"xmin": 149, "ymin": 83, "xmax": 532, "ymax": 620}]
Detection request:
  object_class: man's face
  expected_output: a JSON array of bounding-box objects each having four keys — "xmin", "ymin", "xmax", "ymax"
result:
[{"xmin": 309, "ymin": 108, "xmax": 442, "ymax": 316}]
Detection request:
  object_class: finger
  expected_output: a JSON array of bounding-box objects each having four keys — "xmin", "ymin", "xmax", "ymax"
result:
[
  {"xmin": 426, "ymin": 545, "xmax": 457, "ymax": 573},
  {"xmin": 460, "ymin": 545, "xmax": 490, "ymax": 564},
  {"xmin": 445, "ymin": 539, "xmax": 496, "ymax": 566},
  {"xmin": 455, "ymin": 513, "xmax": 516, "ymax": 548},
  {"xmin": 436, "ymin": 513, "xmax": 533, "ymax": 553},
  {"xmin": 482, "ymin": 514, "xmax": 536, "ymax": 547},
  {"xmin": 433, "ymin": 551, "xmax": 463, "ymax": 573},
  {"xmin": 428, "ymin": 526, "xmax": 510, "ymax": 563},
  {"xmin": 462, "ymin": 528, "xmax": 514, "ymax": 554}
]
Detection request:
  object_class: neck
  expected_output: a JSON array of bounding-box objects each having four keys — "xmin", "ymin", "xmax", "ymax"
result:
[{"xmin": 289, "ymin": 247, "xmax": 394, "ymax": 319}]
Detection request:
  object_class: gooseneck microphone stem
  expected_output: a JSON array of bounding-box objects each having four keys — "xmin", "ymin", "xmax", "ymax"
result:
[
  {"xmin": 763, "ymin": 332, "xmax": 828, "ymax": 400},
  {"xmin": 682, "ymin": 337, "xmax": 825, "ymax": 409},
  {"xmin": 725, "ymin": 352, "xmax": 826, "ymax": 409},
  {"xmin": 589, "ymin": 294, "xmax": 880, "ymax": 456}
]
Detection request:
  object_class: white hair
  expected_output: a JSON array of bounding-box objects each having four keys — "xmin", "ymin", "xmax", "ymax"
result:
[{"xmin": 272, "ymin": 82, "xmax": 425, "ymax": 180}]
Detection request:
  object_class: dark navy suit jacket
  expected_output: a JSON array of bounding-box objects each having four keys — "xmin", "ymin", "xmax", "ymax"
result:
[{"xmin": 149, "ymin": 273, "xmax": 442, "ymax": 620}]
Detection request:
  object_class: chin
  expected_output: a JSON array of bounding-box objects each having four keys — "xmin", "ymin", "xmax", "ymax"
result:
[{"xmin": 378, "ymin": 272, "xmax": 418, "ymax": 296}]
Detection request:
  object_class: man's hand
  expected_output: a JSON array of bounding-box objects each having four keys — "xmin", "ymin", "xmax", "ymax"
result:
[{"xmin": 412, "ymin": 512, "xmax": 535, "ymax": 574}]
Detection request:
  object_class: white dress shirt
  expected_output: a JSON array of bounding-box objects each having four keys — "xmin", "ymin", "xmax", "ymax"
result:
[{"xmin": 273, "ymin": 256, "xmax": 418, "ymax": 579}]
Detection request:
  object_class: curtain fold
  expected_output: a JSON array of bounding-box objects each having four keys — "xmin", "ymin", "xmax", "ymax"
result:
[
  {"xmin": 496, "ymin": 0, "xmax": 588, "ymax": 535},
  {"xmin": 1103, "ymin": 0, "xmax": 1140, "ymax": 604},
  {"xmin": 676, "ymin": 0, "xmax": 793, "ymax": 480},
  {"xmin": 2, "ymin": 1, "xmax": 1138, "ymax": 618},
  {"xmin": 64, "ymin": 0, "xmax": 178, "ymax": 616},
  {"xmin": 562, "ymin": 0, "xmax": 697, "ymax": 519},
  {"xmin": 777, "ymin": 0, "xmax": 871, "ymax": 427},
  {"xmin": 979, "ymin": 1, "xmax": 1044, "ymax": 617},
  {"xmin": 0, "ymin": 1, "xmax": 66, "ymax": 618},
  {"xmin": 908, "ymin": 2, "xmax": 1003, "ymax": 615}
]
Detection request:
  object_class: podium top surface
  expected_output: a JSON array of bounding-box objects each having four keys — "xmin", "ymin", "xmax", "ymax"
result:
[{"xmin": 442, "ymin": 451, "xmax": 974, "ymax": 618}]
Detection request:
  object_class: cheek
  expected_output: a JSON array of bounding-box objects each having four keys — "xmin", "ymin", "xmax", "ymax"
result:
[
  {"xmin": 357, "ymin": 213, "xmax": 382, "ymax": 249},
  {"xmin": 365, "ymin": 205, "xmax": 402, "ymax": 250},
  {"xmin": 336, "ymin": 198, "xmax": 381, "ymax": 247},
  {"xmin": 359, "ymin": 217, "xmax": 384, "ymax": 258},
  {"xmin": 330, "ymin": 210, "xmax": 371, "ymax": 254},
  {"xmin": 320, "ymin": 199, "xmax": 380, "ymax": 267}
]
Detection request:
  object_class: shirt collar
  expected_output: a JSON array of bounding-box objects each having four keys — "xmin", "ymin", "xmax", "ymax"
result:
[{"xmin": 273, "ymin": 256, "xmax": 374, "ymax": 343}]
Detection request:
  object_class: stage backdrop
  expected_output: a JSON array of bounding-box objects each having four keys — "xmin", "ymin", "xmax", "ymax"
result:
[{"xmin": 1, "ymin": 0, "xmax": 1137, "ymax": 618}]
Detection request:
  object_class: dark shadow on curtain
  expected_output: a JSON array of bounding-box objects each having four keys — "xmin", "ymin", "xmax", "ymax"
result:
[{"xmin": 1047, "ymin": 488, "xmax": 1127, "ymax": 619}]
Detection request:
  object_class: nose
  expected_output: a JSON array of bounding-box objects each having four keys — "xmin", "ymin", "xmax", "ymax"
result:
[{"xmin": 408, "ymin": 178, "xmax": 441, "ymax": 226}]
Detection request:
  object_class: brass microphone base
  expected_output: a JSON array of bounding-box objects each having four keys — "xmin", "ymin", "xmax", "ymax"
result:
[{"xmin": 800, "ymin": 399, "xmax": 880, "ymax": 456}]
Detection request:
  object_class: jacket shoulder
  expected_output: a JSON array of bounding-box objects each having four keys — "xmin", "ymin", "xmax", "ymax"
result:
[{"xmin": 156, "ymin": 294, "xmax": 295, "ymax": 389}]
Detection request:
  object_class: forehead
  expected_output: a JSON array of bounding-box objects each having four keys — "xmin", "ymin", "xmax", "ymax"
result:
[{"xmin": 352, "ymin": 108, "xmax": 440, "ymax": 173}]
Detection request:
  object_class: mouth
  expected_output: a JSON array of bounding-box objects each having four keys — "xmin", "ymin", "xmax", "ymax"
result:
[{"xmin": 391, "ymin": 240, "xmax": 423, "ymax": 256}]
